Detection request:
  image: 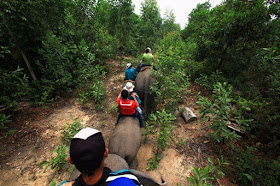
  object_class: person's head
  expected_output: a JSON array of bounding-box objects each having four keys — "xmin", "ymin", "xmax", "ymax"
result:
[
  {"xmin": 123, "ymin": 82, "xmax": 135, "ymax": 94},
  {"xmin": 145, "ymin": 47, "xmax": 151, "ymax": 53},
  {"xmin": 126, "ymin": 63, "xmax": 132, "ymax": 69},
  {"xmin": 121, "ymin": 89, "xmax": 129, "ymax": 99},
  {"xmin": 69, "ymin": 127, "xmax": 108, "ymax": 176}
]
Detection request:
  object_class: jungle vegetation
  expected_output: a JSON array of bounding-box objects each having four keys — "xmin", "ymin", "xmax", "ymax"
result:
[{"xmin": 1, "ymin": 0, "xmax": 279, "ymax": 185}]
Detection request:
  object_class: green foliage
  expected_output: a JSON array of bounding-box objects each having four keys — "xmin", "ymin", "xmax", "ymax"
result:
[
  {"xmin": 140, "ymin": 0, "xmax": 162, "ymax": 49},
  {"xmin": 146, "ymin": 154, "xmax": 161, "ymax": 171},
  {"xmin": 142, "ymin": 120, "xmax": 156, "ymax": 141},
  {"xmin": 108, "ymin": 102, "xmax": 118, "ymax": 115},
  {"xmin": 60, "ymin": 118, "xmax": 82, "ymax": 145},
  {"xmin": 194, "ymin": 71, "xmax": 225, "ymax": 91},
  {"xmin": 187, "ymin": 166, "xmax": 214, "ymax": 186},
  {"xmin": 0, "ymin": 113, "xmax": 11, "ymax": 130},
  {"xmin": 187, "ymin": 157, "xmax": 229, "ymax": 186},
  {"xmin": 39, "ymin": 144, "xmax": 68, "ymax": 172},
  {"xmin": 229, "ymin": 147, "xmax": 280, "ymax": 185},
  {"xmin": 208, "ymin": 157, "xmax": 229, "ymax": 179},
  {"xmin": 0, "ymin": 67, "xmax": 30, "ymax": 110},
  {"xmin": 149, "ymin": 109, "xmax": 176, "ymax": 150},
  {"xmin": 197, "ymin": 82, "xmax": 253, "ymax": 144},
  {"xmin": 152, "ymin": 32, "xmax": 190, "ymax": 113},
  {"xmin": 49, "ymin": 178, "xmax": 57, "ymax": 186}
]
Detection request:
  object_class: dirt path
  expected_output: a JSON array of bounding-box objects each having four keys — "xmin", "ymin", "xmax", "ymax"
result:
[{"xmin": 0, "ymin": 57, "xmax": 217, "ymax": 186}]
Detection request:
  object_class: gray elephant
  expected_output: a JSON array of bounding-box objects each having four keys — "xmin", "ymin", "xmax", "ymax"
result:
[
  {"xmin": 108, "ymin": 116, "xmax": 141, "ymax": 166},
  {"xmin": 70, "ymin": 153, "xmax": 166, "ymax": 185},
  {"xmin": 135, "ymin": 67, "xmax": 156, "ymax": 116}
]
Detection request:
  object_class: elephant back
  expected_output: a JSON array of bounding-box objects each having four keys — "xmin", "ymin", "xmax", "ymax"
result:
[
  {"xmin": 108, "ymin": 116, "xmax": 141, "ymax": 165},
  {"xmin": 106, "ymin": 154, "xmax": 129, "ymax": 172}
]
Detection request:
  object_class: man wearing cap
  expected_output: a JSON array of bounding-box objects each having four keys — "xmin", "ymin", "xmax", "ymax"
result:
[
  {"xmin": 142, "ymin": 47, "xmax": 154, "ymax": 66},
  {"xmin": 116, "ymin": 89, "xmax": 144, "ymax": 127},
  {"xmin": 138, "ymin": 47, "xmax": 157, "ymax": 72},
  {"xmin": 124, "ymin": 63, "xmax": 137, "ymax": 81},
  {"xmin": 59, "ymin": 127, "xmax": 142, "ymax": 186}
]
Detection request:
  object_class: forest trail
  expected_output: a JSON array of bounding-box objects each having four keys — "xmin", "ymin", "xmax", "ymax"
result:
[{"xmin": 0, "ymin": 57, "xmax": 216, "ymax": 186}]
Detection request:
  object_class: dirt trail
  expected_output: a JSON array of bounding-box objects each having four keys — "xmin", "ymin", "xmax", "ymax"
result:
[{"xmin": 0, "ymin": 57, "xmax": 216, "ymax": 186}]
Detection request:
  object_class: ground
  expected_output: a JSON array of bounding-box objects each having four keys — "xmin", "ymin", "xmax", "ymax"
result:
[{"xmin": 0, "ymin": 57, "xmax": 222, "ymax": 186}]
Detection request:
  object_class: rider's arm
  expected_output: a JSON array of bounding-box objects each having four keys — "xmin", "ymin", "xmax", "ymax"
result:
[{"xmin": 131, "ymin": 93, "xmax": 139, "ymax": 107}]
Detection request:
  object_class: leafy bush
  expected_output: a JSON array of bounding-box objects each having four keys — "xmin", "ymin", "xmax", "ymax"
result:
[
  {"xmin": 39, "ymin": 144, "xmax": 68, "ymax": 172},
  {"xmin": 187, "ymin": 166, "xmax": 214, "ymax": 186},
  {"xmin": 149, "ymin": 109, "xmax": 176, "ymax": 150},
  {"xmin": 0, "ymin": 67, "xmax": 30, "ymax": 109},
  {"xmin": 195, "ymin": 71, "xmax": 225, "ymax": 91},
  {"xmin": 147, "ymin": 154, "xmax": 161, "ymax": 171},
  {"xmin": 60, "ymin": 118, "xmax": 82, "ymax": 145},
  {"xmin": 197, "ymin": 82, "xmax": 253, "ymax": 144},
  {"xmin": 229, "ymin": 147, "xmax": 280, "ymax": 185},
  {"xmin": 0, "ymin": 113, "xmax": 11, "ymax": 130},
  {"xmin": 187, "ymin": 157, "xmax": 228, "ymax": 186},
  {"xmin": 152, "ymin": 32, "xmax": 190, "ymax": 113}
]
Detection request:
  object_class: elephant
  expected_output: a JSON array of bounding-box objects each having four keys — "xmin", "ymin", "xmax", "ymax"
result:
[
  {"xmin": 108, "ymin": 116, "xmax": 142, "ymax": 166},
  {"xmin": 135, "ymin": 67, "xmax": 156, "ymax": 116},
  {"xmin": 69, "ymin": 153, "xmax": 167, "ymax": 185}
]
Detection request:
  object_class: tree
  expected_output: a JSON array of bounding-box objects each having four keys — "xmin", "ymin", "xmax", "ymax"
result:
[
  {"xmin": 140, "ymin": 0, "xmax": 162, "ymax": 50},
  {"xmin": 161, "ymin": 10, "xmax": 180, "ymax": 36}
]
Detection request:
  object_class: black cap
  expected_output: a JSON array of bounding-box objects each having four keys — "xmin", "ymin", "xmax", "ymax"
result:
[{"xmin": 70, "ymin": 128, "xmax": 105, "ymax": 173}]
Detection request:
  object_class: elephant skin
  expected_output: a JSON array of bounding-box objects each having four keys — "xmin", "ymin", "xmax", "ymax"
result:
[
  {"xmin": 108, "ymin": 116, "xmax": 141, "ymax": 165},
  {"xmin": 135, "ymin": 68, "xmax": 155, "ymax": 116},
  {"xmin": 105, "ymin": 154, "xmax": 129, "ymax": 172},
  {"xmin": 131, "ymin": 169, "xmax": 167, "ymax": 186}
]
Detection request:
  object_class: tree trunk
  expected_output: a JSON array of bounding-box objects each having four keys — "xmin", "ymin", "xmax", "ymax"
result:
[{"xmin": 0, "ymin": 11, "xmax": 37, "ymax": 80}]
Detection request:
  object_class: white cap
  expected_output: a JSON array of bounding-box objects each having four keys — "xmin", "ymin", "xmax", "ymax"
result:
[
  {"xmin": 73, "ymin": 127, "xmax": 101, "ymax": 140},
  {"xmin": 123, "ymin": 82, "xmax": 135, "ymax": 92},
  {"xmin": 126, "ymin": 63, "xmax": 132, "ymax": 69}
]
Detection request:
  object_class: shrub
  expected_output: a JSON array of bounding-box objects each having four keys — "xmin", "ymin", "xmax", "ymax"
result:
[
  {"xmin": 60, "ymin": 118, "xmax": 83, "ymax": 145},
  {"xmin": 197, "ymin": 82, "xmax": 253, "ymax": 144},
  {"xmin": 149, "ymin": 109, "xmax": 176, "ymax": 150},
  {"xmin": 0, "ymin": 67, "xmax": 30, "ymax": 110},
  {"xmin": 39, "ymin": 144, "xmax": 68, "ymax": 172}
]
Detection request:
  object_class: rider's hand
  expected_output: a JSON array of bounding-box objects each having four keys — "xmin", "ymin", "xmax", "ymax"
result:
[{"xmin": 131, "ymin": 92, "xmax": 136, "ymax": 98}]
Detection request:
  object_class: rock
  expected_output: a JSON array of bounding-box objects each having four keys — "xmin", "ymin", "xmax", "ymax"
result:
[{"xmin": 181, "ymin": 107, "xmax": 197, "ymax": 123}]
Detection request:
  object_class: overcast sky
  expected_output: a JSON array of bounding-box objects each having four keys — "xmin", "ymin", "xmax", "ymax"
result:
[{"xmin": 131, "ymin": 0, "xmax": 224, "ymax": 28}]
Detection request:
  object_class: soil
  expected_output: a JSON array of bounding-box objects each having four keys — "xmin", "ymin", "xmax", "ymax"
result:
[{"xmin": 0, "ymin": 57, "xmax": 221, "ymax": 186}]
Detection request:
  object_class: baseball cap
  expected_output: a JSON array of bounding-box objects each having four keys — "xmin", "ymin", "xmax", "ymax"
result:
[{"xmin": 70, "ymin": 127, "xmax": 105, "ymax": 173}]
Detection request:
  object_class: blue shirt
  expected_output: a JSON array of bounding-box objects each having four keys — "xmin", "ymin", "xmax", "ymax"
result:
[{"xmin": 125, "ymin": 67, "xmax": 136, "ymax": 81}]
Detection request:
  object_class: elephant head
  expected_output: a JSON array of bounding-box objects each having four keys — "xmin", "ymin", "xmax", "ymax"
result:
[
  {"xmin": 135, "ymin": 67, "xmax": 156, "ymax": 116},
  {"xmin": 108, "ymin": 116, "xmax": 141, "ymax": 166}
]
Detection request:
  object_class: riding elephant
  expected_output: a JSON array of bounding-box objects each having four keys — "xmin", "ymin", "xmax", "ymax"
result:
[
  {"xmin": 135, "ymin": 67, "xmax": 156, "ymax": 116},
  {"xmin": 108, "ymin": 116, "xmax": 141, "ymax": 166},
  {"xmin": 69, "ymin": 154, "xmax": 166, "ymax": 185}
]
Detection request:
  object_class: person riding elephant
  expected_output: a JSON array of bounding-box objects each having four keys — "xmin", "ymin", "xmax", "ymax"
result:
[
  {"xmin": 116, "ymin": 89, "xmax": 144, "ymax": 127},
  {"xmin": 137, "ymin": 47, "xmax": 157, "ymax": 72},
  {"xmin": 59, "ymin": 127, "xmax": 142, "ymax": 186},
  {"xmin": 124, "ymin": 63, "xmax": 137, "ymax": 81},
  {"xmin": 123, "ymin": 82, "xmax": 142, "ymax": 116}
]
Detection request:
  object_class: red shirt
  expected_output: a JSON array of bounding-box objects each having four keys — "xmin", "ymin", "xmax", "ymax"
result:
[{"xmin": 117, "ymin": 97, "xmax": 138, "ymax": 115}]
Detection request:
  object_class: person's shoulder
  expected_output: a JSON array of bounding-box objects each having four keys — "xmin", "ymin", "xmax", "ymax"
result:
[{"xmin": 106, "ymin": 169, "xmax": 141, "ymax": 185}]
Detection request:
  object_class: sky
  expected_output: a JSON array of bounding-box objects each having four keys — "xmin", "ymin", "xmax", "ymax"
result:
[{"xmin": 131, "ymin": 0, "xmax": 224, "ymax": 29}]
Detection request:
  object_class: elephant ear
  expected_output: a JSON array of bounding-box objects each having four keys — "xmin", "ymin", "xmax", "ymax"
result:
[{"xmin": 130, "ymin": 169, "xmax": 166, "ymax": 186}]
